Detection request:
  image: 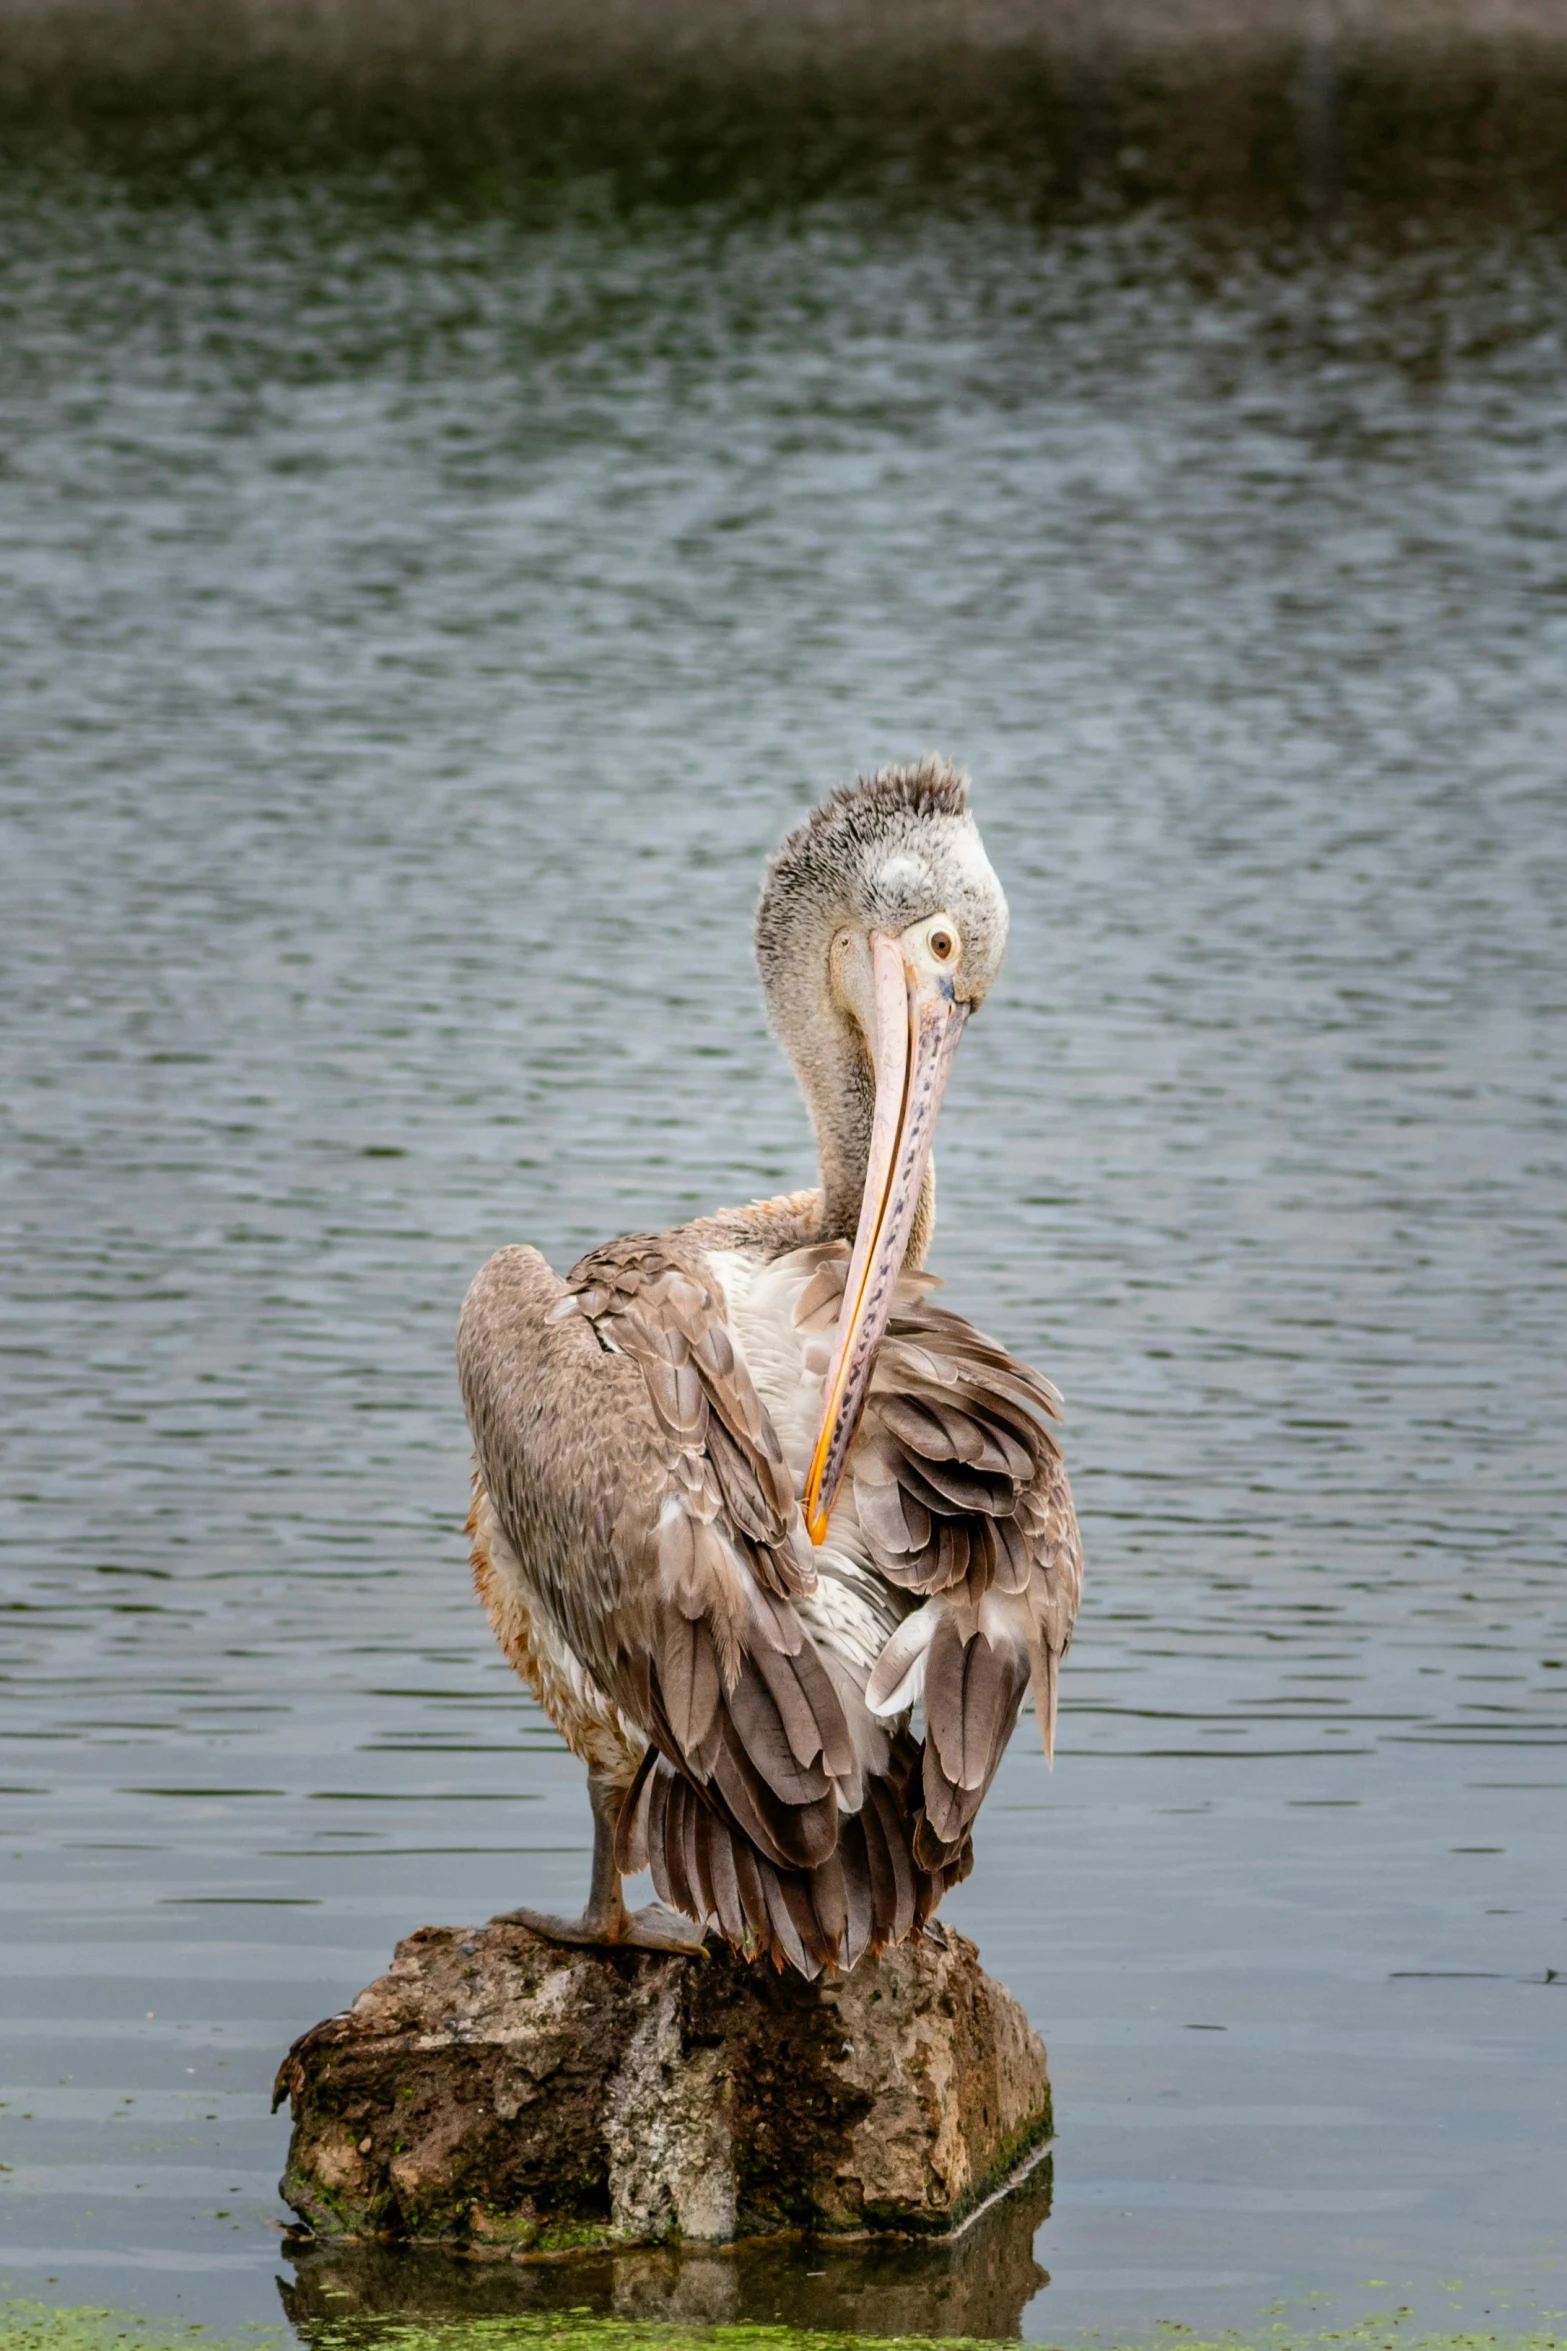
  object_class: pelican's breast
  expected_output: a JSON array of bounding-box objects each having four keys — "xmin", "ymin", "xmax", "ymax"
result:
[
  {"xmin": 702, "ymin": 1245, "xmax": 833, "ymax": 1488},
  {"xmin": 703, "ymin": 1241, "xmax": 911, "ymax": 1687}
]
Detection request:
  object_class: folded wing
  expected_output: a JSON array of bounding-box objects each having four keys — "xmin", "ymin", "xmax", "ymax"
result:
[
  {"xmin": 793, "ymin": 1248, "xmax": 1084, "ymax": 1876},
  {"xmin": 457, "ymin": 1238, "xmax": 960, "ymax": 1977}
]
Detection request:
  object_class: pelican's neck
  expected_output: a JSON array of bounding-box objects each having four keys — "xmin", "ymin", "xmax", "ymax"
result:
[{"xmin": 793, "ymin": 1006, "xmax": 937, "ymax": 1270}]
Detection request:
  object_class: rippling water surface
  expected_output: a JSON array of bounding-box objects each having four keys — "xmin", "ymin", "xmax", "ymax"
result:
[{"xmin": 2, "ymin": 73, "xmax": 1566, "ymax": 2347}]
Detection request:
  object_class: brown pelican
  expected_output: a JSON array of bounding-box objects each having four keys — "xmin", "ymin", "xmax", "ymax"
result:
[{"xmin": 457, "ymin": 757, "xmax": 1082, "ymax": 1977}]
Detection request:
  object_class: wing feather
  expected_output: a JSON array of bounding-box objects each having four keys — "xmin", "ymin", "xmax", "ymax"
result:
[
  {"xmin": 756, "ymin": 1855, "xmax": 815, "ymax": 1977},
  {"xmin": 847, "ymin": 1282, "xmax": 1083, "ymax": 1863},
  {"xmin": 457, "ymin": 1226, "xmax": 1078, "ymax": 1977},
  {"xmin": 657, "ymin": 1610, "xmax": 723, "ymax": 1754}
]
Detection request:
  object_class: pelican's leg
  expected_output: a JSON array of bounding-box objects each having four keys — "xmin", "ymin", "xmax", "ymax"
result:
[{"xmin": 492, "ymin": 1764, "xmax": 707, "ymax": 1956}]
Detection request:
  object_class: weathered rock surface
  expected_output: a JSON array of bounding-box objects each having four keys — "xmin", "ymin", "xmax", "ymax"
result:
[{"xmin": 273, "ymin": 1919, "xmax": 1051, "ymax": 2256}]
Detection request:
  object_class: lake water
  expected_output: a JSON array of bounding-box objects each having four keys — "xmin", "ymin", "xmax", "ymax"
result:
[{"xmin": 2, "ymin": 28, "xmax": 1566, "ymax": 2347}]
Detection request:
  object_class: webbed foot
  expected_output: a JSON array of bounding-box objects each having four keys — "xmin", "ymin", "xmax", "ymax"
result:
[{"xmin": 490, "ymin": 1901, "xmax": 707, "ymax": 1957}]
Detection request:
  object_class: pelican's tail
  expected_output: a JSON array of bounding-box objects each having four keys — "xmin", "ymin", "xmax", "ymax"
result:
[{"xmin": 616, "ymin": 1730, "xmax": 969, "ymax": 1979}]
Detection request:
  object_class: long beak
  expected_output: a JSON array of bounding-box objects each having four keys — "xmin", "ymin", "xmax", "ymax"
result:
[{"xmin": 802, "ymin": 932, "xmax": 969, "ymax": 1545}]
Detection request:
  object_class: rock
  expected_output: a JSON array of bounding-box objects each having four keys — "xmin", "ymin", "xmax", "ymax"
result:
[{"xmin": 273, "ymin": 1919, "xmax": 1051, "ymax": 2256}]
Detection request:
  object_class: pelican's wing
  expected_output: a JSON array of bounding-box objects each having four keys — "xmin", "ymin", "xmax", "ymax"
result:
[
  {"xmin": 457, "ymin": 1239, "xmax": 947, "ymax": 1976},
  {"xmin": 838, "ymin": 1281, "xmax": 1084, "ymax": 1874}
]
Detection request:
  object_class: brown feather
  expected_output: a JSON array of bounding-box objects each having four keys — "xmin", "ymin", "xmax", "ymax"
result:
[
  {"xmin": 456, "ymin": 1185, "xmax": 1081, "ymax": 1983},
  {"xmin": 873, "ymin": 1391, "xmax": 956, "ymax": 1457},
  {"xmin": 749, "ymin": 1636, "xmax": 858, "ymax": 1783},
  {"xmin": 866, "ymin": 1777, "xmax": 918, "ymax": 1944},
  {"xmin": 912, "ymin": 1808, "xmax": 957, "ymax": 1872},
  {"xmin": 922, "ymin": 1613, "xmax": 971, "ymax": 1794},
  {"xmin": 769, "ymin": 1860, "xmax": 833, "ymax": 1976},
  {"xmin": 933, "ymin": 1516, "xmax": 972, "ymax": 1592},
  {"xmin": 746, "ymin": 1579, "xmax": 806, "ymax": 1656},
  {"xmin": 1031, "ymin": 1640, "xmax": 1061, "ymax": 1764},
  {"xmin": 730, "ymin": 1827, "xmax": 771, "ymax": 1944},
  {"xmin": 726, "ymin": 1662, "xmax": 834, "ymax": 1807},
  {"xmin": 658, "ymin": 1775, "xmax": 696, "ymax": 1919},
  {"xmin": 838, "ymin": 1815, "xmax": 875, "ymax": 1969},
  {"xmin": 856, "ymin": 1785, "xmax": 899, "ymax": 1945},
  {"xmin": 758, "ymin": 1857, "xmax": 817, "ymax": 1979},
  {"xmin": 711, "ymin": 1706, "xmax": 838, "ymax": 1869},
  {"xmin": 657, "ymin": 1610, "xmax": 722, "ymax": 1754},
  {"xmin": 898, "ymin": 1448, "xmax": 1013, "ymax": 1514},
  {"xmin": 809, "ymin": 1853, "xmax": 850, "ymax": 1965},
  {"xmin": 922, "ymin": 1633, "xmax": 1029, "ymax": 1844},
  {"xmin": 705, "ymin": 1807, "xmax": 747, "ymax": 1946},
  {"xmin": 616, "ymin": 1744, "xmax": 657, "ymax": 1876},
  {"xmin": 853, "ymin": 1470, "xmax": 916, "ymax": 1556},
  {"xmin": 992, "ymin": 1509, "xmax": 1033, "ymax": 1596},
  {"xmin": 683, "ymin": 1780, "xmax": 711, "ymax": 1918},
  {"xmin": 703, "ymin": 1413, "xmax": 780, "ymax": 1543},
  {"xmin": 646, "ymin": 1760, "xmax": 673, "ymax": 1887}
]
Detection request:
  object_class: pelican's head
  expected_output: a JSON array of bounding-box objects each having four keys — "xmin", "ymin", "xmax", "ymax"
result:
[{"xmin": 755, "ymin": 756, "xmax": 1009, "ymax": 1540}]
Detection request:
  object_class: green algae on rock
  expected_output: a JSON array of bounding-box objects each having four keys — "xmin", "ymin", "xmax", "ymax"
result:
[{"xmin": 272, "ymin": 1920, "xmax": 1051, "ymax": 2254}]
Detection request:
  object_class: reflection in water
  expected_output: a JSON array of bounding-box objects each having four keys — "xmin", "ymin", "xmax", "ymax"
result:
[
  {"xmin": 282, "ymin": 2161, "xmax": 1052, "ymax": 2343},
  {"xmin": 1, "ymin": 9, "xmax": 1566, "ymax": 2350}
]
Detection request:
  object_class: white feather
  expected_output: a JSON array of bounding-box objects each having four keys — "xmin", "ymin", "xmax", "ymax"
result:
[{"xmin": 865, "ymin": 1601, "xmax": 942, "ymax": 1717}]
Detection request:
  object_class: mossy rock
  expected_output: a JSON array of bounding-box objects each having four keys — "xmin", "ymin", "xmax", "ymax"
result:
[{"xmin": 273, "ymin": 1920, "xmax": 1051, "ymax": 2253}]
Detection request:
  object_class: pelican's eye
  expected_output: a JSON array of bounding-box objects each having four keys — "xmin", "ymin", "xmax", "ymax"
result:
[{"xmin": 929, "ymin": 928, "xmax": 955, "ymax": 962}]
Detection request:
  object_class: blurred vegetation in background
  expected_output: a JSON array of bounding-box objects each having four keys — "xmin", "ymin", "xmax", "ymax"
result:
[{"xmin": 1, "ymin": 0, "xmax": 1566, "ymax": 224}]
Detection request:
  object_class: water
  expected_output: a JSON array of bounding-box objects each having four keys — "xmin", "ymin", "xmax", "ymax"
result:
[{"xmin": 2, "ymin": 38, "xmax": 1566, "ymax": 2346}]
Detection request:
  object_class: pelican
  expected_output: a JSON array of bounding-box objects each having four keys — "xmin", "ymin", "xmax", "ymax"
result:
[{"xmin": 457, "ymin": 757, "xmax": 1082, "ymax": 1977}]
